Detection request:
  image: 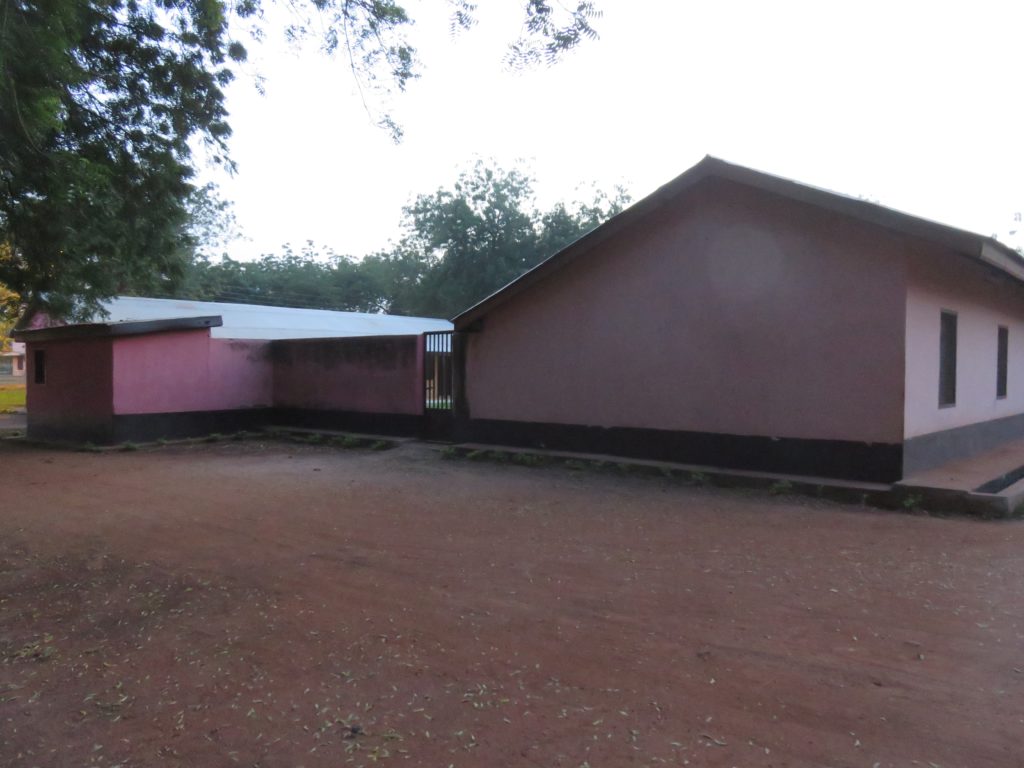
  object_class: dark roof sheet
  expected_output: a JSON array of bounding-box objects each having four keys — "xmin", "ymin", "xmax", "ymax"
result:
[
  {"xmin": 453, "ymin": 156, "xmax": 1024, "ymax": 328},
  {"xmin": 13, "ymin": 316, "xmax": 223, "ymax": 342}
]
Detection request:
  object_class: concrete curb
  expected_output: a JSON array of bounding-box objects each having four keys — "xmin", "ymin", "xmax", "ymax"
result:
[
  {"xmin": 444, "ymin": 443, "xmax": 1021, "ymax": 519},
  {"xmin": 893, "ymin": 482, "xmax": 1024, "ymax": 519}
]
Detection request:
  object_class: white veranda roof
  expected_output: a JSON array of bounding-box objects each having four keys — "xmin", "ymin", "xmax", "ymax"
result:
[{"xmin": 98, "ymin": 297, "xmax": 452, "ymax": 340}]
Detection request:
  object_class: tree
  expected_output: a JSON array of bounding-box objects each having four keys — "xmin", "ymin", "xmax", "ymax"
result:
[
  {"xmin": 166, "ymin": 163, "xmax": 629, "ymax": 319},
  {"xmin": 0, "ymin": 0, "xmax": 600, "ymax": 319},
  {"xmin": 388, "ymin": 162, "xmax": 630, "ymax": 317},
  {"xmin": 535, "ymin": 185, "xmax": 631, "ymax": 261},
  {"xmin": 0, "ymin": 276, "xmax": 16, "ymax": 349},
  {"xmin": 1, "ymin": 0, "xmax": 244, "ymax": 320},
  {"xmin": 400, "ymin": 163, "xmax": 539, "ymax": 316}
]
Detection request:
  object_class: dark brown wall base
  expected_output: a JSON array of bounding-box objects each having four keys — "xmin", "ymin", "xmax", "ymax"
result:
[
  {"xmin": 35, "ymin": 407, "xmax": 905, "ymax": 483},
  {"xmin": 28, "ymin": 419, "xmax": 114, "ymax": 446},
  {"xmin": 903, "ymin": 411, "xmax": 1024, "ymax": 477},
  {"xmin": 31, "ymin": 407, "xmax": 424, "ymax": 445},
  {"xmin": 454, "ymin": 418, "xmax": 904, "ymax": 483},
  {"xmin": 113, "ymin": 408, "xmax": 422, "ymax": 443},
  {"xmin": 111, "ymin": 409, "xmax": 273, "ymax": 443},
  {"xmin": 272, "ymin": 408, "xmax": 423, "ymax": 437}
]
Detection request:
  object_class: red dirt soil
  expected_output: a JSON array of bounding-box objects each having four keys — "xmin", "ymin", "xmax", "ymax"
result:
[{"xmin": 0, "ymin": 438, "xmax": 1022, "ymax": 768}]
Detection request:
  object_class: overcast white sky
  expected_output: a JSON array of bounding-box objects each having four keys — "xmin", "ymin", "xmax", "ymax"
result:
[{"xmin": 204, "ymin": 0, "xmax": 1024, "ymax": 262}]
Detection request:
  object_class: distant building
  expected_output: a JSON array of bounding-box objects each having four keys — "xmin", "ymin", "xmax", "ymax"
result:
[{"xmin": 0, "ymin": 340, "xmax": 26, "ymax": 385}]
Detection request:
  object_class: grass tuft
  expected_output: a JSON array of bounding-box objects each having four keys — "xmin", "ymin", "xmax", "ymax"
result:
[
  {"xmin": 512, "ymin": 452, "xmax": 544, "ymax": 467},
  {"xmin": 687, "ymin": 471, "xmax": 708, "ymax": 486}
]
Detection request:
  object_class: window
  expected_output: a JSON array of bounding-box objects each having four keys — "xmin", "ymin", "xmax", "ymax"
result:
[
  {"xmin": 998, "ymin": 326, "xmax": 1009, "ymax": 399},
  {"xmin": 939, "ymin": 311, "xmax": 957, "ymax": 407},
  {"xmin": 0, "ymin": 359, "xmax": 11, "ymax": 376},
  {"xmin": 33, "ymin": 349, "xmax": 46, "ymax": 385},
  {"xmin": 16, "ymin": 356, "xmax": 23, "ymax": 371}
]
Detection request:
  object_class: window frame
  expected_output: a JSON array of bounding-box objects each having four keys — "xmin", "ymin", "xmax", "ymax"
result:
[
  {"xmin": 33, "ymin": 349, "xmax": 46, "ymax": 385},
  {"xmin": 997, "ymin": 325, "xmax": 1009, "ymax": 400},
  {"xmin": 938, "ymin": 310, "xmax": 957, "ymax": 408}
]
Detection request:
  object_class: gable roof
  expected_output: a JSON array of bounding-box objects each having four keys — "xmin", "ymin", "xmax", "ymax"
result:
[
  {"xmin": 16, "ymin": 296, "xmax": 453, "ymax": 342},
  {"xmin": 453, "ymin": 156, "xmax": 1024, "ymax": 329}
]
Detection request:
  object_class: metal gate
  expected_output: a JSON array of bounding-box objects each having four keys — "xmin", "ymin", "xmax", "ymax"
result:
[
  {"xmin": 423, "ymin": 331, "xmax": 454, "ymax": 441},
  {"xmin": 424, "ymin": 331, "xmax": 453, "ymax": 411}
]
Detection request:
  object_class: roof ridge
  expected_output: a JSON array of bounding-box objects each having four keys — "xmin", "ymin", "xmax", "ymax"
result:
[{"xmin": 453, "ymin": 156, "xmax": 1024, "ymax": 328}]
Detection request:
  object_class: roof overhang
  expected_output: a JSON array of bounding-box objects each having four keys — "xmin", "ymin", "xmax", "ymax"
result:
[
  {"xmin": 453, "ymin": 156, "xmax": 1024, "ymax": 329},
  {"xmin": 13, "ymin": 316, "xmax": 222, "ymax": 343}
]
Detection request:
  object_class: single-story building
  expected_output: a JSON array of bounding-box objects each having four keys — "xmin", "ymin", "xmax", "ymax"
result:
[
  {"xmin": 15, "ymin": 297, "xmax": 451, "ymax": 443},
  {"xmin": 451, "ymin": 157, "xmax": 1024, "ymax": 482},
  {"xmin": 17, "ymin": 159, "xmax": 1024, "ymax": 483}
]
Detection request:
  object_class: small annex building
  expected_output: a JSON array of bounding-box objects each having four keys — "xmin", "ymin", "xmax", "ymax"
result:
[
  {"xmin": 451, "ymin": 157, "xmax": 1024, "ymax": 483},
  {"xmin": 15, "ymin": 297, "xmax": 452, "ymax": 443}
]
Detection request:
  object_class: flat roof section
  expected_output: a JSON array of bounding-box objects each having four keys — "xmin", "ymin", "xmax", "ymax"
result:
[
  {"xmin": 16, "ymin": 297, "xmax": 454, "ymax": 341},
  {"xmin": 15, "ymin": 316, "xmax": 223, "ymax": 342}
]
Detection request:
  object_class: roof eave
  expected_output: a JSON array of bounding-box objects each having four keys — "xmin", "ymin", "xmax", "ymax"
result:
[
  {"xmin": 453, "ymin": 160, "xmax": 711, "ymax": 329},
  {"xmin": 453, "ymin": 155, "xmax": 1024, "ymax": 328},
  {"xmin": 13, "ymin": 316, "xmax": 223, "ymax": 342}
]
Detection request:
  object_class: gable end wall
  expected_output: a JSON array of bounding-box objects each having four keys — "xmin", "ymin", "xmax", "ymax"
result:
[{"xmin": 463, "ymin": 179, "xmax": 908, "ymax": 472}]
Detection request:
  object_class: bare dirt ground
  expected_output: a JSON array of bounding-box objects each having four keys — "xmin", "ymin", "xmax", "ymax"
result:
[{"xmin": 0, "ymin": 438, "xmax": 1022, "ymax": 768}]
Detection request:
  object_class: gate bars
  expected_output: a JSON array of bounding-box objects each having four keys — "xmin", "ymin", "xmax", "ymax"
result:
[{"xmin": 423, "ymin": 331, "xmax": 453, "ymax": 410}]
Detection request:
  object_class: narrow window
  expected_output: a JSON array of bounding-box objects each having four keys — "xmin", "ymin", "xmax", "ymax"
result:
[
  {"xmin": 939, "ymin": 311, "xmax": 957, "ymax": 407},
  {"xmin": 997, "ymin": 325, "xmax": 1009, "ymax": 399},
  {"xmin": 33, "ymin": 349, "xmax": 46, "ymax": 385}
]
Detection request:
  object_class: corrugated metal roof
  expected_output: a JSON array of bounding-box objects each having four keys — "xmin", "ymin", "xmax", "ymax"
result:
[{"xmin": 97, "ymin": 297, "xmax": 452, "ymax": 340}]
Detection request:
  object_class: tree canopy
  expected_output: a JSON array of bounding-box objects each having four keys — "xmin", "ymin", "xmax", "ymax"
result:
[
  {"xmin": 393, "ymin": 162, "xmax": 629, "ymax": 316},
  {"xmin": 0, "ymin": 0, "xmax": 600, "ymax": 320},
  {"xmin": 170, "ymin": 162, "xmax": 630, "ymax": 318}
]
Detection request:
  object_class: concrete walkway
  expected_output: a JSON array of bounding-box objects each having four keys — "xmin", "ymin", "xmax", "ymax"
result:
[
  {"xmin": 900, "ymin": 438, "xmax": 1024, "ymax": 492},
  {"xmin": 450, "ymin": 441, "xmax": 1024, "ymax": 517},
  {"xmin": 898, "ymin": 439, "xmax": 1024, "ymax": 516}
]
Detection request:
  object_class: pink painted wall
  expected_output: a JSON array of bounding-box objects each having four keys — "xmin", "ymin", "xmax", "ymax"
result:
[
  {"xmin": 112, "ymin": 331, "xmax": 272, "ymax": 415},
  {"xmin": 272, "ymin": 336, "xmax": 423, "ymax": 414},
  {"xmin": 465, "ymin": 178, "xmax": 909, "ymax": 444},
  {"xmin": 904, "ymin": 250, "xmax": 1024, "ymax": 438},
  {"xmin": 26, "ymin": 338, "xmax": 113, "ymax": 439}
]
